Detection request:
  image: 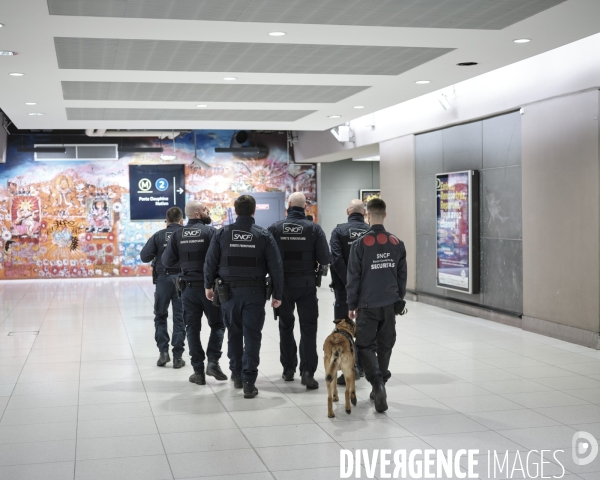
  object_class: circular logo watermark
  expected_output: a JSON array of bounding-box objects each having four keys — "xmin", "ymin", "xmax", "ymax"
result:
[{"xmin": 572, "ymin": 431, "xmax": 598, "ymax": 466}]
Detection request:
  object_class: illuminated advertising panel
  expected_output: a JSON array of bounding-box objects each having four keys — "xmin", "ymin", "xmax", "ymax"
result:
[{"xmin": 436, "ymin": 170, "xmax": 480, "ymax": 294}]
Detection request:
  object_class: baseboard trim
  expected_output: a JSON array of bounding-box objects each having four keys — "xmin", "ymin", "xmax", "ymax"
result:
[
  {"xmin": 522, "ymin": 316, "xmax": 600, "ymax": 350},
  {"xmin": 412, "ymin": 292, "xmax": 522, "ymax": 328},
  {"xmin": 411, "ymin": 292, "xmax": 600, "ymax": 350}
]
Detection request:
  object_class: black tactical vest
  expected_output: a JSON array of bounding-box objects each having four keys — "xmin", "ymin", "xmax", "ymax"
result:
[
  {"xmin": 272, "ymin": 219, "xmax": 316, "ymax": 275},
  {"xmin": 218, "ymin": 224, "xmax": 267, "ymax": 278},
  {"xmin": 338, "ymin": 223, "xmax": 370, "ymax": 263},
  {"xmin": 155, "ymin": 229, "xmax": 178, "ymax": 273},
  {"xmin": 176, "ymin": 223, "xmax": 211, "ymax": 272}
]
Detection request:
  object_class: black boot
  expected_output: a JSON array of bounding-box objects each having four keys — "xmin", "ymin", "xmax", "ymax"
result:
[
  {"xmin": 371, "ymin": 382, "xmax": 388, "ymax": 413},
  {"xmin": 282, "ymin": 369, "xmax": 294, "ymax": 381},
  {"xmin": 357, "ymin": 366, "xmax": 365, "ymax": 378},
  {"xmin": 243, "ymin": 382, "xmax": 258, "ymax": 399},
  {"xmin": 207, "ymin": 362, "xmax": 228, "ymax": 381},
  {"xmin": 157, "ymin": 352, "xmax": 170, "ymax": 367},
  {"xmin": 337, "ymin": 374, "xmax": 346, "ymax": 385},
  {"xmin": 189, "ymin": 371, "xmax": 206, "ymax": 385},
  {"xmin": 173, "ymin": 358, "xmax": 185, "ymax": 369},
  {"xmin": 231, "ymin": 374, "xmax": 243, "ymax": 389},
  {"xmin": 301, "ymin": 370, "xmax": 319, "ymax": 390}
]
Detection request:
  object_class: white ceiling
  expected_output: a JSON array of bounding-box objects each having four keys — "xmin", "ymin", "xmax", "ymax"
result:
[{"xmin": 0, "ymin": 0, "xmax": 599, "ymax": 131}]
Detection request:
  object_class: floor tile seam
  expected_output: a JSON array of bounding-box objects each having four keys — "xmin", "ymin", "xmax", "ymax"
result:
[
  {"xmin": 207, "ymin": 380, "xmax": 312, "ymax": 479},
  {"xmin": 0, "ymin": 284, "xmax": 52, "ymax": 424},
  {"xmin": 0, "ymin": 459, "xmax": 77, "ymax": 469},
  {"xmin": 495, "ymin": 390, "xmax": 593, "ymax": 408},
  {"xmin": 113, "ymin": 298, "xmax": 175, "ymax": 480}
]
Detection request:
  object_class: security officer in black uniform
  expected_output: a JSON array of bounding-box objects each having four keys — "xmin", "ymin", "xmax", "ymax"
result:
[
  {"xmin": 346, "ymin": 198, "xmax": 407, "ymax": 413},
  {"xmin": 204, "ymin": 195, "xmax": 283, "ymax": 399},
  {"xmin": 140, "ymin": 207, "xmax": 185, "ymax": 368},
  {"xmin": 162, "ymin": 201, "xmax": 227, "ymax": 386},
  {"xmin": 268, "ymin": 192, "xmax": 331, "ymax": 389},
  {"xmin": 330, "ymin": 199, "xmax": 369, "ymax": 385}
]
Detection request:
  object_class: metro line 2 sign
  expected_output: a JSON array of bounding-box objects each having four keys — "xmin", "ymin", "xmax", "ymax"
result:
[{"xmin": 128, "ymin": 164, "xmax": 185, "ymax": 221}]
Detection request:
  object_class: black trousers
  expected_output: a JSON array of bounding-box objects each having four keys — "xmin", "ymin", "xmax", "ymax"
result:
[
  {"xmin": 181, "ymin": 286, "xmax": 224, "ymax": 373},
  {"xmin": 221, "ymin": 286, "xmax": 266, "ymax": 385},
  {"xmin": 153, "ymin": 274, "xmax": 185, "ymax": 357},
  {"xmin": 279, "ymin": 286, "xmax": 319, "ymax": 376},
  {"xmin": 331, "ymin": 270, "xmax": 349, "ymax": 319},
  {"xmin": 356, "ymin": 303, "xmax": 396, "ymax": 385}
]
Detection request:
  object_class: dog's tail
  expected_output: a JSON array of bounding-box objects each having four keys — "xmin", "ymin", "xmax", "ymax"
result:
[{"xmin": 325, "ymin": 343, "xmax": 344, "ymax": 383}]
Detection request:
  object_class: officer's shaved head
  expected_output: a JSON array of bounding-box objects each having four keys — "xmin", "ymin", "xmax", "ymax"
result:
[
  {"xmin": 185, "ymin": 200, "xmax": 205, "ymax": 218},
  {"xmin": 347, "ymin": 199, "xmax": 366, "ymax": 216},
  {"xmin": 288, "ymin": 192, "xmax": 306, "ymax": 208}
]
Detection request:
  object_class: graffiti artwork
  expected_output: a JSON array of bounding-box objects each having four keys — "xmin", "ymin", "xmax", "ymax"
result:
[{"xmin": 0, "ymin": 131, "xmax": 316, "ymax": 280}]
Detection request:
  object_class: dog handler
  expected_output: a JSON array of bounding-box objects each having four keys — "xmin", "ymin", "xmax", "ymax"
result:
[
  {"xmin": 140, "ymin": 207, "xmax": 185, "ymax": 368},
  {"xmin": 204, "ymin": 195, "xmax": 284, "ymax": 398},
  {"xmin": 346, "ymin": 198, "xmax": 407, "ymax": 413},
  {"xmin": 162, "ymin": 201, "xmax": 227, "ymax": 385},
  {"xmin": 269, "ymin": 192, "xmax": 331, "ymax": 389}
]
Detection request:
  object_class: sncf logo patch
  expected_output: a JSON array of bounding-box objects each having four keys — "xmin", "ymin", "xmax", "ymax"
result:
[
  {"xmin": 166, "ymin": 232, "xmax": 173, "ymax": 241},
  {"xmin": 283, "ymin": 223, "xmax": 304, "ymax": 235},
  {"xmin": 233, "ymin": 230, "xmax": 253, "ymax": 242},
  {"xmin": 183, "ymin": 229, "xmax": 200, "ymax": 237},
  {"xmin": 349, "ymin": 228, "xmax": 367, "ymax": 239}
]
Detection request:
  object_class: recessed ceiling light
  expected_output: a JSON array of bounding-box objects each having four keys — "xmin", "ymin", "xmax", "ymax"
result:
[
  {"xmin": 269, "ymin": 32, "xmax": 286, "ymax": 36},
  {"xmin": 514, "ymin": 38, "xmax": 531, "ymax": 43},
  {"xmin": 0, "ymin": 24, "xmax": 4, "ymax": 28},
  {"xmin": 354, "ymin": 106, "xmax": 365, "ymax": 109},
  {"xmin": 28, "ymin": 112, "xmax": 43, "ymax": 116},
  {"xmin": 223, "ymin": 77, "xmax": 237, "ymax": 81},
  {"xmin": 0, "ymin": 51, "xmax": 17, "ymax": 56},
  {"xmin": 25, "ymin": 102, "xmax": 37, "ymax": 105},
  {"xmin": 457, "ymin": 62, "xmax": 478, "ymax": 66},
  {"xmin": 196, "ymin": 104, "xmax": 208, "ymax": 108},
  {"xmin": 328, "ymin": 115, "xmax": 341, "ymax": 118},
  {"xmin": 415, "ymin": 80, "xmax": 430, "ymax": 84},
  {"xmin": 9, "ymin": 72, "xmax": 23, "ymax": 76}
]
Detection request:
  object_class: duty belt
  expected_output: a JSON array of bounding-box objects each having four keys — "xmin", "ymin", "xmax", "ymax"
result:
[
  {"xmin": 229, "ymin": 280, "xmax": 266, "ymax": 288},
  {"xmin": 157, "ymin": 268, "xmax": 180, "ymax": 275},
  {"xmin": 185, "ymin": 281, "xmax": 204, "ymax": 288}
]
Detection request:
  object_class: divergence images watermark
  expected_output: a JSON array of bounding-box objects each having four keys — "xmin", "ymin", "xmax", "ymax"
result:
[{"xmin": 340, "ymin": 431, "xmax": 598, "ymax": 479}]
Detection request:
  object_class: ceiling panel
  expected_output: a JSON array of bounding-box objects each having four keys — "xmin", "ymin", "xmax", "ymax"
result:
[
  {"xmin": 47, "ymin": 0, "xmax": 566, "ymax": 30},
  {"xmin": 54, "ymin": 38, "xmax": 453, "ymax": 76},
  {"xmin": 66, "ymin": 108, "xmax": 315, "ymax": 121},
  {"xmin": 61, "ymin": 81, "xmax": 370, "ymax": 103}
]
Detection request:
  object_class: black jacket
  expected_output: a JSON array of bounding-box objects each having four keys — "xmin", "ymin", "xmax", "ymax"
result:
[
  {"xmin": 139, "ymin": 223, "xmax": 182, "ymax": 273},
  {"xmin": 161, "ymin": 219, "xmax": 214, "ymax": 282},
  {"xmin": 204, "ymin": 215, "xmax": 284, "ymax": 299},
  {"xmin": 329, "ymin": 212, "xmax": 369, "ymax": 288},
  {"xmin": 268, "ymin": 207, "xmax": 331, "ymax": 277},
  {"xmin": 346, "ymin": 224, "xmax": 407, "ymax": 310}
]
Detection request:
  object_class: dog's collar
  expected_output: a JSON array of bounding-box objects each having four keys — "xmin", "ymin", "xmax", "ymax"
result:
[{"xmin": 334, "ymin": 328, "xmax": 355, "ymax": 354}]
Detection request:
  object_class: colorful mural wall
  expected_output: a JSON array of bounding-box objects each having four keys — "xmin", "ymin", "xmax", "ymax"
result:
[{"xmin": 0, "ymin": 131, "xmax": 316, "ymax": 280}]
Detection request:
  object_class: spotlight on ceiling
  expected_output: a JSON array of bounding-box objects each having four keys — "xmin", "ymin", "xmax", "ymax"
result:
[
  {"xmin": 9, "ymin": 72, "xmax": 23, "ymax": 76},
  {"xmin": 415, "ymin": 80, "xmax": 430, "ymax": 84},
  {"xmin": 514, "ymin": 38, "xmax": 531, "ymax": 43},
  {"xmin": 196, "ymin": 104, "xmax": 208, "ymax": 108},
  {"xmin": 328, "ymin": 115, "xmax": 341, "ymax": 119},
  {"xmin": 354, "ymin": 106, "xmax": 365, "ymax": 109},
  {"xmin": 0, "ymin": 51, "xmax": 17, "ymax": 56},
  {"xmin": 223, "ymin": 77, "xmax": 237, "ymax": 81},
  {"xmin": 331, "ymin": 125, "xmax": 354, "ymax": 143},
  {"xmin": 438, "ymin": 94, "xmax": 451, "ymax": 111},
  {"xmin": 269, "ymin": 32, "xmax": 286, "ymax": 36},
  {"xmin": 25, "ymin": 102, "xmax": 37, "ymax": 106},
  {"xmin": 28, "ymin": 112, "xmax": 44, "ymax": 116}
]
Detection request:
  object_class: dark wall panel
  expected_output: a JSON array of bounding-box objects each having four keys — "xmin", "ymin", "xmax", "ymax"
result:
[{"xmin": 415, "ymin": 112, "xmax": 523, "ymax": 314}]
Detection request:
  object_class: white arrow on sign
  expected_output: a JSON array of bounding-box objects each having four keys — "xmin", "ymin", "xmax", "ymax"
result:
[{"xmin": 177, "ymin": 188, "xmax": 184, "ymax": 194}]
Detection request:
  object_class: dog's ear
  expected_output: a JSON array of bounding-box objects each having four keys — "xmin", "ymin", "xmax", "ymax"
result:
[{"xmin": 333, "ymin": 318, "xmax": 343, "ymax": 324}]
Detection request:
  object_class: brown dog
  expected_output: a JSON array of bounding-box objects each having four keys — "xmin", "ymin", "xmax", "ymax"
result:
[{"xmin": 323, "ymin": 318, "xmax": 357, "ymax": 418}]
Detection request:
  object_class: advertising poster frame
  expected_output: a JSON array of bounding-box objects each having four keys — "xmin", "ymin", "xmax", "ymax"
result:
[{"xmin": 435, "ymin": 170, "xmax": 480, "ymax": 294}]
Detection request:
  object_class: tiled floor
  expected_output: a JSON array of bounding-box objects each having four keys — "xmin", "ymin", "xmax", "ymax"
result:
[{"xmin": 1, "ymin": 278, "xmax": 599, "ymax": 480}]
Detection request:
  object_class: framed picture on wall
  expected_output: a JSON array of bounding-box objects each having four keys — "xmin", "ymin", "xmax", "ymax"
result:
[{"xmin": 359, "ymin": 189, "xmax": 381, "ymax": 204}]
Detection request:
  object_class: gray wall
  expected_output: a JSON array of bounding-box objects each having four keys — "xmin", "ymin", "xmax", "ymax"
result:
[
  {"xmin": 319, "ymin": 159, "xmax": 379, "ymax": 239},
  {"xmin": 522, "ymin": 90, "xmax": 600, "ymax": 335},
  {"xmin": 380, "ymin": 136, "xmax": 417, "ymax": 290},
  {"xmin": 415, "ymin": 111, "xmax": 523, "ymax": 314}
]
